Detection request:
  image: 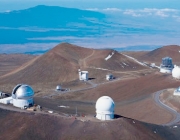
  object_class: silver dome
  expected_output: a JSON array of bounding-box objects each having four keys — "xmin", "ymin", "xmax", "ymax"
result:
[{"xmin": 12, "ymin": 84, "xmax": 34, "ymax": 99}]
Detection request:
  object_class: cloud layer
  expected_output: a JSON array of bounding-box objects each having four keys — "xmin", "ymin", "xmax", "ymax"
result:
[{"xmin": 87, "ymin": 8, "xmax": 180, "ymax": 20}]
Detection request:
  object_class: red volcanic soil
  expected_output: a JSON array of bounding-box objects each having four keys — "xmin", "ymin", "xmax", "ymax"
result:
[
  {"xmin": 0, "ymin": 54, "xmax": 36, "ymax": 77},
  {"xmin": 0, "ymin": 43, "xmax": 147, "ymax": 85},
  {"xmin": 0, "ymin": 108, "xmax": 176, "ymax": 140},
  {"xmin": 124, "ymin": 45, "xmax": 180, "ymax": 65}
]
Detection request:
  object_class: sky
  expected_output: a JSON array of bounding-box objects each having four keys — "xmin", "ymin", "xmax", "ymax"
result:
[
  {"xmin": 0, "ymin": 0, "xmax": 180, "ymax": 12},
  {"xmin": 1, "ymin": 0, "xmax": 180, "ymax": 53}
]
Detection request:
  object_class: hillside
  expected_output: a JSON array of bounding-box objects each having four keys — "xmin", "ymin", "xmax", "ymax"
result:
[
  {"xmin": 0, "ymin": 108, "xmax": 174, "ymax": 140},
  {"xmin": 61, "ymin": 72, "xmax": 180, "ymax": 102},
  {"xmin": 86, "ymin": 49, "xmax": 146, "ymax": 71},
  {"xmin": 54, "ymin": 72, "xmax": 180, "ymax": 124},
  {"xmin": 0, "ymin": 43, "xmax": 90, "ymax": 85},
  {"xmin": 0, "ymin": 43, "xmax": 147, "ymax": 85},
  {"xmin": 0, "ymin": 54, "xmax": 36, "ymax": 77},
  {"xmin": 124, "ymin": 45, "xmax": 180, "ymax": 65}
]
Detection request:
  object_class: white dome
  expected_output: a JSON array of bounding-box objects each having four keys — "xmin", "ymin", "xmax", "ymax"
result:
[
  {"xmin": 96, "ymin": 96, "xmax": 114, "ymax": 113},
  {"xmin": 12, "ymin": 84, "xmax": 34, "ymax": 99},
  {"xmin": 172, "ymin": 66, "xmax": 180, "ymax": 79},
  {"xmin": 95, "ymin": 96, "xmax": 115, "ymax": 120},
  {"xmin": 56, "ymin": 85, "xmax": 61, "ymax": 90}
]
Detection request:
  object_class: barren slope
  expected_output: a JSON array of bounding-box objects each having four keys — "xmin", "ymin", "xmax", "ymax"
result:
[
  {"xmin": 0, "ymin": 54, "xmax": 36, "ymax": 76},
  {"xmin": 54, "ymin": 73, "xmax": 180, "ymax": 124},
  {"xmin": 160, "ymin": 89, "xmax": 180, "ymax": 112},
  {"xmin": 0, "ymin": 108, "xmax": 173, "ymax": 140},
  {"xmin": 124, "ymin": 45, "xmax": 180, "ymax": 65},
  {"xmin": 0, "ymin": 43, "xmax": 147, "ymax": 85},
  {"xmin": 86, "ymin": 49, "xmax": 146, "ymax": 71},
  {"xmin": 0, "ymin": 43, "xmax": 92, "ymax": 85},
  {"xmin": 65, "ymin": 73, "xmax": 180, "ymax": 102}
]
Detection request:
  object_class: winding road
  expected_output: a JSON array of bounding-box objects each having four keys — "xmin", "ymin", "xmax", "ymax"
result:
[
  {"xmin": 42, "ymin": 77, "xmax": 126, "ymax": 98},
  {"xmin": 154, "ymin": 90, "xmax": 180, "ymax": 126},
  {"xmin": 42, "ymin": 81, "xmax": 97, "ymax": 98}
]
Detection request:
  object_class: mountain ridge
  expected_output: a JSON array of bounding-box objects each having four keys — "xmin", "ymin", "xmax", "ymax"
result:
[{"xmin": 0, "ymin": 43, "xmax": 147, "ymax": 85}]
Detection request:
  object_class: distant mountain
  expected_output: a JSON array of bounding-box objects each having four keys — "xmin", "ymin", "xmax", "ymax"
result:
[
  {"xmin": 0, "ymin": 5, "xmax": 105, "ymax": 28},
  {"xmin": 24, "ymin": 50, "xmax": 49, "ymax": 55},
  {"xmin": 0, "ymin": 5, "xmax": 106, "ymax": 44},
  {"xmin": 142, "ymin": 45, "xmax": 180, "ymax": 64},
  {"xmin": 113, "ymin": 45, "xmax": 160, "ymax": 52},
  {"xmin": 1, "ymin": 5, "xmax": 180, "ymax": 53}
]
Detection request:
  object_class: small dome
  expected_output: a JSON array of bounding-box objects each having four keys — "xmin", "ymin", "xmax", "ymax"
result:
[
  {"xmin": 96, "ymin": 96, "xmax": 115, "ymax": 112},
  {"xmin": 172, "ymin": 66, "xmax": 180, "ymax": 79},
  {"xmin": 56, "ymin": 85, "xmax": 61, "ymax": 90},
  {"xmin": 177, "ymin": 87, "xmax": 180, "ymax": 92},
  {"xmin": 12, "ymin": 84, "xmax": 34, "ymax": 99}
]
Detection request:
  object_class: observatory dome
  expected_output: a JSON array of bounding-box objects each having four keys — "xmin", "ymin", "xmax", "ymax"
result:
[
  {"xmin": 160, "ymin": 57, "xmax": 174, "ymax": 74},
  {"xmin": 12, "ymin": 84, "xmax": 34, "ymax": 108},
  {"xmin": 96, "ymin": 96, "xmax": 114, "ymax": 112},
  {"xmin": 172, "ymin": 66, "xmax": 180, "ymax": 79},
  {"xmin": 12, "ymin": 84, "xmax": 34, "ymax": 99},
  {"xmin": 95, "ymin": 96, "xmax": 115, "ymax": 120}
]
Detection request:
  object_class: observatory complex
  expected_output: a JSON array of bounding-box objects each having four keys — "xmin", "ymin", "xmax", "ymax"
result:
[
  {"xmin": 172, "ymin": 65, "xmax": 180, "ymax": 80},
  {"xmin": 160, "ymin": 57, "xmax": 174, "ymax": 74},
  {"xmin": 174, "ymin": 87, "xmax": 180, "ymax": 96},
  {"xmin": 0, "ymin": 84, "xmax": 34, "ymax": 109},
  {"xmin": 95, "ymin": 96, "xmax": 115, "ymax": 121},
  {"xmin": 78, "ymin": 69, "xmax": 88, "ymax": 81}
]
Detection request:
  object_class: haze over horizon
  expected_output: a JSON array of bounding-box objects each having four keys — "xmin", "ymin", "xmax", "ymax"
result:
[
  {"xmin": 1, "ymin": 0, "xmax": 180, "ymax": 12},
  {"xmin": 0, "ymin": 0, "xmax": 180, "ymax": 53}
]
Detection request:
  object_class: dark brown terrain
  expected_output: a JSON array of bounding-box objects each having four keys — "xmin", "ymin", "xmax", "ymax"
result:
[
  {"xmin": 0, "ymin": 108, "xmax": 178, "ymax": 140},
  {"xmin": 1, "ymin": 43, "xmax": 180, "ymax": 140}
]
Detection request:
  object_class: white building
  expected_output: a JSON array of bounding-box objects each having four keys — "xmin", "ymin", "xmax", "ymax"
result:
[
  {"xmin": 0, "ymin": 97, "xmax": 13, "ymax": 104},
  {"xmin": 174, "ymin": 87, "xmax": 180, "ymax": 96},
  {"xmin": 95, "ymin": 96, "xmax": 115, "ymax": 121},
  {"xmin": 160, "ymin": 57, "xmax": 174, "ymax": 74},
  {"xmin": 172, "ymin": 66, "xmax": 180, "ymax": 79},
  {"xmin": 0, "ymin": 84, "xmax": 34, "ymax": 109},
  {"xmin": 78, "ymin": 69, "xmax": 88, "ymax": 81},
  {"xmin": 106, "ymin": 74, "xmax": 113, "ymax": 81},
  {"xmin": 56, "ymin": 85, "xmax": 61, "ymax": 91}
]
